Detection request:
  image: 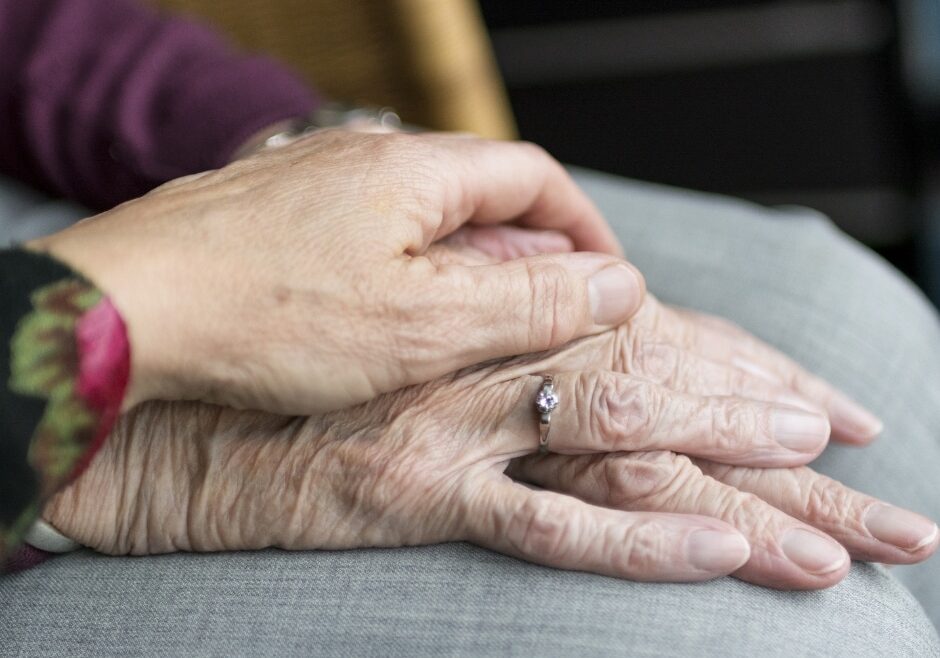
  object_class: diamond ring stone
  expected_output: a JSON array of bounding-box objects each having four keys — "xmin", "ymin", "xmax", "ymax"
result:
[{"xmin": 535, "ymin": 375, "xmax": 557, "ymax": 453}]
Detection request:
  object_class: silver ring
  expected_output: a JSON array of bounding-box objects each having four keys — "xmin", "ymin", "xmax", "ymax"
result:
[{"xmin": 535, "ymin": 375, "xmax": 559, "ymax": 454}]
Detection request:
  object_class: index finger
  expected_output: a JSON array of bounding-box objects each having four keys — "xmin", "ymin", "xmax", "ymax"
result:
[
  {"xmin": 661, "ymin": 304, "xmax": 883, "ymax": 445},
  {"xmin": 463, "ymin": 478, "xmax": 750, "ymax": 582},
  {"xmin": 429, "ymin": 135, "xmax": 623, "ymax": 256}
]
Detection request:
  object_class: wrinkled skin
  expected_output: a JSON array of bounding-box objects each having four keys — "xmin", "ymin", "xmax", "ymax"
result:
[
  {"xmin": 30, "ymin": 130, "xmax": 644, "ymax": 415},
  {"xmin": 45, "ymin": 243, "xmax": 938, "ymax": 590}
]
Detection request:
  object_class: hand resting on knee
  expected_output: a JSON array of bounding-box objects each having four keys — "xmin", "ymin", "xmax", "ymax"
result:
[{"xmin": 43, "ymin": 242, "xmax": 938, "ymax": 590}]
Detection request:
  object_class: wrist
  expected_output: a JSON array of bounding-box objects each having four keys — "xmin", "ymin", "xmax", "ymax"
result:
[
  {"xmin": 6, "ymin": 245, "xmax": 132, "ymax": 419},
  {"xmin": 27, "ymin": 224, "xmax": 156, "ymax": 410},
  {"xmin": 25, "ymin": 519, "xmax": 81, "ymax": 553},
  {"xmin": 0, "ymin": 247, "xmax": 131, "ymax": 560}
]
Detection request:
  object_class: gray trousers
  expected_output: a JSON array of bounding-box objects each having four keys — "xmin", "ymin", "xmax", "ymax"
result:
[{"xmin": 1, "ymin": 170, "xmax": 938, "ymax": 656}]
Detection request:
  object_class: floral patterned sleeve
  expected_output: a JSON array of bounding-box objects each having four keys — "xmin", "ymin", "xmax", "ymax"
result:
[{"xmin": 1, "ymin": 249, "xmax": 130, "ymax": 570}]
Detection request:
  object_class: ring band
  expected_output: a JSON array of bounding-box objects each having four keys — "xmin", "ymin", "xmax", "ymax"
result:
[{"xmin": 535, "ymin": 375, "xmax": 559, "ymax": 454}]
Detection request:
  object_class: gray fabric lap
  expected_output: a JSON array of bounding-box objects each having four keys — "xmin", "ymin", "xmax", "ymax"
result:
[
  {"xmin": 1, "ymin": 172, "xmax": 939, "ymax": 655},
  {"xmin": 1, "ymin": 546, "xmax": 937, "ymax": 657}
]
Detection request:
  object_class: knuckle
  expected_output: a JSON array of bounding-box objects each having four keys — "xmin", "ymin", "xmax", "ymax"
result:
[
  {"xmin": 599, "ymin": 451, "xmax": 698, "ymax": 508},
  {"xmin": 600, "ymin": 455, "xmax": 656, "ymax": 508},
  {"xmin": 721, "ymin": 489, "xmax": 776, "ymax": 536},
  {"xmin": 617, "ymin": 517, "xmax": 671, "ymax": 575},
  {"xmin": 367, "ymin": 135, "xmax": 442, "ymax": 196},
  {"xmin": 803, "ymin": 476, "xmax": 856, "ymax": 524},
  {"xmin": 524, "ymin": 261, "xmax": 581, "ymax": 348},
  {"xmin": 509, "ymin": 492, "xmax": 573, "ymax": 560},
  {"xmin": 635, "ymin": 451, "xmax": 702, "ymax": 504},
  {"xmin": 592, "ymin": 376, "xmax": 661, "ymax": 449},
  {"xmin": 709, "ymin": 401, "xmax": 759, "ymax": 454}
]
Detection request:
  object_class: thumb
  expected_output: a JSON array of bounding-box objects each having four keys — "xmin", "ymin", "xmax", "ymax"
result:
[{"xmin": 430, "ymin": 252, "xmax": 645, "ymax": 363}]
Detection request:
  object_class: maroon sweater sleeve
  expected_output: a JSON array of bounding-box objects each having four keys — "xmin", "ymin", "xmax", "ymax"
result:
[{"xmin": 0, "ymin": 0, "xmax": 319, "ymax": 211}]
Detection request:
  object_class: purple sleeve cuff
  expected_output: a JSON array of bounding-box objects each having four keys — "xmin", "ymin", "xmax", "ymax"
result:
[
  {"xmin": 166, "ymin": 54, "xmax": 321, "ymax": 174},
  {"xmin": 101, "ymin": 19, "xmax": 322, "ymax": 180},
  {"xmin": 0, "ymin": 0, "xmax": 321, "ymax": 210}
]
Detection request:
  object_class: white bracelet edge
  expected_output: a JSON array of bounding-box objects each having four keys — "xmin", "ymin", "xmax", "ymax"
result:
[{"xmin": 24, "ymin": 519, "xmax": 81, "ymax": 554}]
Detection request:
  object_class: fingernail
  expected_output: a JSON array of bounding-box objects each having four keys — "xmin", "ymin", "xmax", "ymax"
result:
[
  {"xmin": 864, "ymin": 504, "xmax": 939, "ymax": 551},
  {"xmin": 772, "ymin": 408, "xmax": 830, "ymax": 451},
  {"xmin": 781, "ymin": 528, "xmax": 848, "ymax": 575},
  {"xmin": 588, "ymin": 264, "xmax": 644, "ymax": 325},
  {"xmin": 829, "ymin": 392, "xmax": 883, "ymax": 442},
  {"xmin": 688, "ymin": 530, "xmax": 751, "ymax": 573}
]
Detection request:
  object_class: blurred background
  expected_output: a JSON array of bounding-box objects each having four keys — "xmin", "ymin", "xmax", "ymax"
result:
[{"xmin": 157, "ymin": 0, "xmax": 940, "ymax": 305}]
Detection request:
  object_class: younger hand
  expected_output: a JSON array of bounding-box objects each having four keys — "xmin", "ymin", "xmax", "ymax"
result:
[{"xmin": 31, "ymin": 131, "xmax": 640, "ymax": 415}]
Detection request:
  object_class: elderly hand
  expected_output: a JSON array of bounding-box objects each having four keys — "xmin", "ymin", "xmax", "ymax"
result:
[
  {"xmin": 509, "ymin": 451, "xmax": 938, "ymax": 589},
  {"xmin": 29, "ymin": 130, "xmax": 640, "ymax": 415},
  {"xmin": 43, "ymin": 245, "xmax": 935, "ymax": 588},
  {"xmin": 439, "ymin": 226, "xmax": 884, "ymax": 447},
  {"xmin": 43, "ymin": 315, "xmax": 935, "ymax": 587},
  {"xmin": 449, "ymin": 238, "xmax": 934, "ymax": 588}
]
